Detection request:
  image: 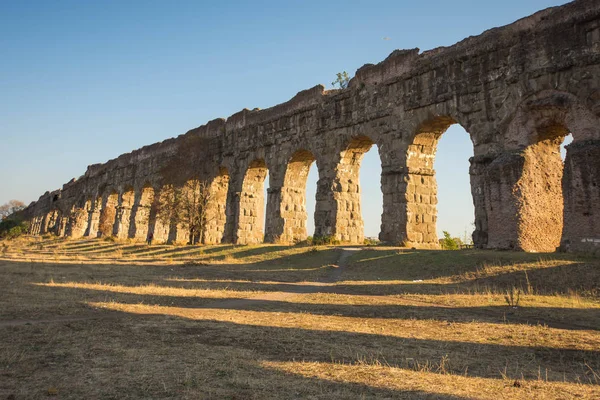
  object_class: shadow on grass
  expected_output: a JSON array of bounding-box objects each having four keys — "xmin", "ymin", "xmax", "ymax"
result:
[
  {"xmin": 344, "ymin": 249, "xmax": 589, "ymax": 281},
  {"xmin": 34, "ymin": 281, "xmax": 600, "ymax": 331},
  {"xmin": 196, "ymin": 244, "xmax": 237, "ymax": 255},
  {"xmin": 169, "ymin": 261, "xmax": 599, "ymax": 297},
  {"xmin": 81, "ymin": 301, "xmax": 600, "ymax": 384},
  {"xmin": 0, "ymin": 311, "xmax": 473, "ymax": 399},
  {"xmin": 228, "ymin": 245, "xmax": 295, "ymax": 259},
  {"xmin": 468, "ymin": 263, "xmax": 600, "ymax": 296},
  {"xmin": 4, "ymin": 247, "xmax": 599, "ymax": 296}
]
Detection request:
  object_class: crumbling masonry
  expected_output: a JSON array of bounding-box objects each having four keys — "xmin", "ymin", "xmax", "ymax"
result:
[{"xmin": 23, "ymin": 0, "xmax": 600, "ymax": 253}]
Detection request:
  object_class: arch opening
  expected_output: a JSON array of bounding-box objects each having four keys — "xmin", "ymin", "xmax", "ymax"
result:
[
  {"xmin": 360, "ymin": 144, "xmax": 382, "ymax": 243},
  {"xmin": 155, "ymin": 184, "xmax": 176, "ymax": 244},
  {"xmin": 305, "ymin": 161, "xmax": 318, "ymax": 238},
  {"xmin": 435, "ymin": 124, "xmax": 476, "ymax": 246},
  {"xmin": 98, "ymin": 191, "xmax": 118, "ymax": 237},
  {"xmin": 179, "ymin": 177, "xmax": 225, "ymax": 245},
  {"xmin": 179, "ymin": 179, "xmax": 202, "ymax": 245},
  {"xmin": 334, "ymin": 135, "xmax": 379, "ymax": 243}
]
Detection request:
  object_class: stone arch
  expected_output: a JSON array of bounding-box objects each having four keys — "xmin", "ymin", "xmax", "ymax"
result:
[
  {"xmin": 497, "ymin": 90, "xmax": 600, "ymax": 252},
  {"xmin": 271, "ymin": 149, "xmax": 316, "ymax": 243},
  {"xmin": 236, "ymin": 159, "xmax": 269, "ymax": 244},
  {"xmin": 403, "ymin": 116, "xmax": 476, "ymax": 248},
  {"xmin": 332, "ymin": 135, "xmax": 377, "ymax": 243},
  {"xmin": 504, "ymin": 90, "xmax": 600, "ymax": 149},
  {"xmin": 204, "ymin": 167, "xmax": 230, "ymax": 244},
  {"xmin": 66, "ymin": 199, "xmax": 88, "ymax": 238},
  {"xmin": 131, "ymin": 183, "xmax": 155, "ymax": 241},
  {"xmin": 178, "ymin": 178, "xmax": 208, "ymax": 245}
]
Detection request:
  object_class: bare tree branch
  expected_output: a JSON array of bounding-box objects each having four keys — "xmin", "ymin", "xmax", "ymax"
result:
[{"xmin": 0, "ymin": 200, "xmax": 26, "ymax": 222}]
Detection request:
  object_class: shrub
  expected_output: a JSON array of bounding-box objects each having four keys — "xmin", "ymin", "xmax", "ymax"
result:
[
  {"xmin": 311, "ymin": 235, "xmax": 340, "ymax": 246},
  {"xmin": 332, "ymin": 71, "xmax": 350, "ymax": 89},
  {"xmin": 295, "ymin": 237, "xmax": 312, "ymax": 246},
  {"xmin": 0, "ymin": 218, "xmax": 29, "ymax": 240},
  {"xmin": 296, "ymin": 235, "xmax": 342, "ymax": 246},
  {"xmin": 363, "ymin": 237, "xmax": 380, "ymax": 246}
]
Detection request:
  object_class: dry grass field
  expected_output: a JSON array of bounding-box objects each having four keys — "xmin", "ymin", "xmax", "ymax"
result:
[{"xmin": 1, "ymin": 236, "xmax": 599, "ymax": 399}]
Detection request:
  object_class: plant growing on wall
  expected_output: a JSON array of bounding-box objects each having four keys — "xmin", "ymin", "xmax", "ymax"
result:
[{"xmin": 332, "ymin": 71, "xmax": 350, "ymax": 89}]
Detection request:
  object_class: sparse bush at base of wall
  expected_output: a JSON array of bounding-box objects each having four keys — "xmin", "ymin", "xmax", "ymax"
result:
[
  {"xmin": 313, "ymin": 235, "xmax": 341, "ymax": 245},
  {"xmin": 298, "ymin": 235, "xmax": 341, "ymax": 246},
  {"xmin": 363, "ymin": 237, "xmax": 380, "ymax": 246}
]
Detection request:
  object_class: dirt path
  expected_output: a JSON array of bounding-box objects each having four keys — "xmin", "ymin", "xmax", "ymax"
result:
[{"xmin": 193, "ymin": 247, "xmax": 360, "ymax": 310}]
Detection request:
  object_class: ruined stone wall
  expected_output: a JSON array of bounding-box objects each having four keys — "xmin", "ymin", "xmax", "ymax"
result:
[{"xmin": 21, "ymin": 0, "xmax": 600, "ymax": 253}]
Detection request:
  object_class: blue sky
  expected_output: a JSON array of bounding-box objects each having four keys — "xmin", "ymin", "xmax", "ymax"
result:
[{"xmin": 1, "ymin": 0, "xmax": 570, "ymax": 239}]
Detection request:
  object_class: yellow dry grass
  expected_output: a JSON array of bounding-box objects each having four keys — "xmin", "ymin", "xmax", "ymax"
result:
[
  {"xmin": 0, "ymin": 236, "xmax": 599, "ymax": 399},
  {"xmin": 38, "ymin": 281, "xmax": 262, "ymax": 299},
  {"xmin": 91, "ymin": 302, "xmax": 599, "ymax": 352},
  {"xmin": 264, "ymin": 361, "xmax": 599, "ymax": 400}
]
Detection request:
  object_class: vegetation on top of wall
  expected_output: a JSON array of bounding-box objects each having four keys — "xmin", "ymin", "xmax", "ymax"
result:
[{"xmin": 331, "ymin": 71, "xmax": 350, "ymax": 89}]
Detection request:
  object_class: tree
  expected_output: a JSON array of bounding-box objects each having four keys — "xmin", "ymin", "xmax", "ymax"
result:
[
  {"xmin": 156, "ymin": 180, "xmax": 214, "ymax": 244},
  {"xmin": 0, "ymin": 200, "xmax": 25, "ymax": 222},
  {"xmin": 179, "ymin": 180, "xmax": 213, "ymax": 244},
  {"xmin": 0, "ymin": 200, "xmax": 27, "ymax": 239},
  {"xmin": 155, "ymin": 184, "xmax": 179, "ymax": 231},
  {"xmin": 440, "ymin": 231, "xmax": 460, "ymax": 250},
  {"xmin": 331, "ymin": 71, "xmax": 350, "ymax": 89}
]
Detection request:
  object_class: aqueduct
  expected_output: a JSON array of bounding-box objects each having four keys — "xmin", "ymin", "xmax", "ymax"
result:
[{"xmin": 24, "ymin": 0, "xmax": 600, "ymax": 253}]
